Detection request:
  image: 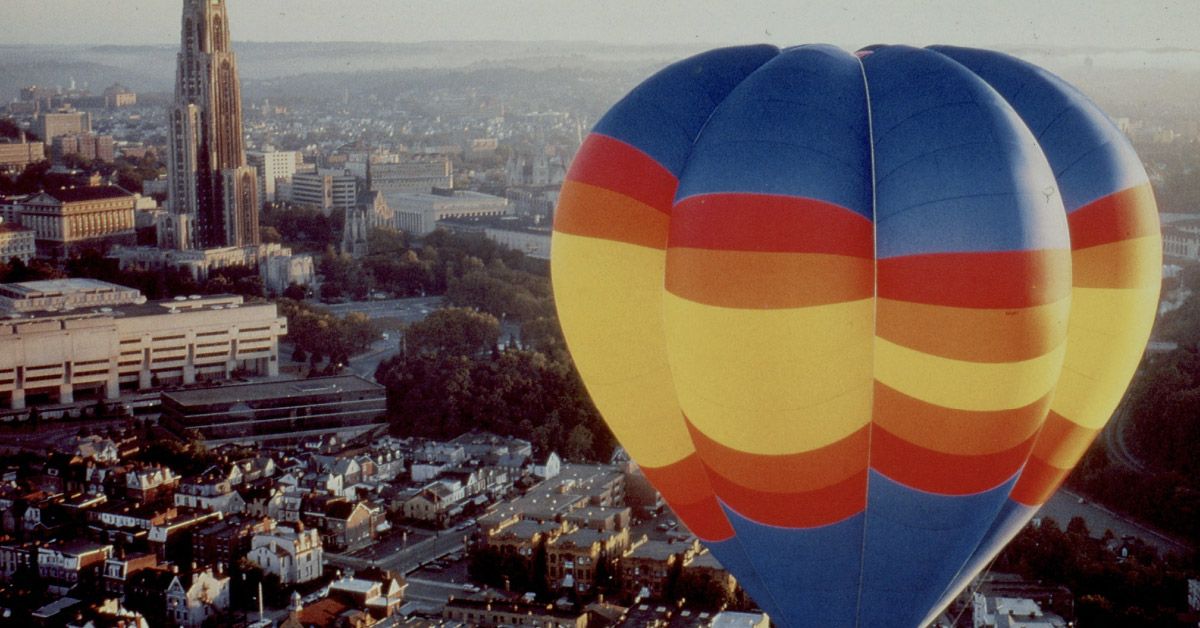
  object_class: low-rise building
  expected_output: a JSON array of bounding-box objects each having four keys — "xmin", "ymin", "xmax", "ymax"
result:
[
  {"xmin": 385, "ymin": 189, "xmax": 510, "ymax": 236},
  {"xmin": 247, "ymin": 522, "xmax": 324, "ymax": 585},
  {"xmin": 442, "ymin": 598, "xmax": 588, "ymax": 628},
  {"xmin": 166, "ymin": 567, "xmax": 231, "ymax": 627},
  {"xmin": 161, "ymin": 375, "xmax": 386, "ymax": 445},
  {"xmin": 0, "ymin": 292, "xmax": 286, "ymax": 410},
  {"xmin": 0, "ymin": 277, "xmax": 146, "ymax": 313},
  {"xmin": 546, "ymin": 527, "xmax": 631, "ymax": 594},
  {"xmin": 0, "ymin": 220, "xmax": 35, "ymax": 262},
  {"xmin": 620, "ymin": 538, "xmax": 699, "ymax": 602},
  {"xmin": 327, "ymin": 574, "xmax": 408, "ymax": 620},
  {"xmin": 38, "ymin": 538, "xmax": 113, "ymax": 595}
]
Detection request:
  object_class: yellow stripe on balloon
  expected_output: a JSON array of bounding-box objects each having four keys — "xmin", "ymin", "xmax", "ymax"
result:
[
  {"xmin": 874, "ymin": 337, "xmax": 1067, "ymax": 412},
  {"xmin": 663, "ymin": 292, "xmax": 874, "ymax": 455},
  {"xmin": 1047, "ymin": 285, "xmax": 1160, "ymax": 431},
  {"xmin": 1071, "ymin": 236, "xmax": 1163, "ymax": 289},
  {"xmin": 551, "ymin": 232, "xmax": 694, "ymax": 467}
]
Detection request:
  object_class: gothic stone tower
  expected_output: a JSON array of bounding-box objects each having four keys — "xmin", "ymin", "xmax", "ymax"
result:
[{"xmin": 167, "ymin": 0, "xmax": 259, "ymax": 249}]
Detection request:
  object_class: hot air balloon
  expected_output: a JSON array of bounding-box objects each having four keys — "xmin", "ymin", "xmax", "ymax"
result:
[{"xmin": 551, "ymin": 44, "xmax": 1160, "ymax": 628}]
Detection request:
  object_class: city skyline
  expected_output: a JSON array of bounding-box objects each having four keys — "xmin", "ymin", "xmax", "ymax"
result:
[{"xmin": 1, "ymin": 0, "xmax": 1199, "ymax": 51}]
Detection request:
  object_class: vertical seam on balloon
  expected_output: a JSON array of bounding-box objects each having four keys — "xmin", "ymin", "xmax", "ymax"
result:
[{"xmin": 853, "ymin": 49, "xmax": 879, "ymax": 628}]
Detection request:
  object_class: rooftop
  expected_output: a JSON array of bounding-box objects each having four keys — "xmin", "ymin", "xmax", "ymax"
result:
[
  {"xmin": 163, "ymin": 375, "xmax": 383, "ymax": 406},
  {"xmin": 0, "ymin": 278, "xmax": 139, "ymax": 299},
  {"xmin": 43, "ymin": 185, "xmax": 135, "ymax": 204}
]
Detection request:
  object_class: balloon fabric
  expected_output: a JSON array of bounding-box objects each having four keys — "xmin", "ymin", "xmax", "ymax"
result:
[{"xmin": 551, "ymin": 44, "xmax": 1160, "ymax": 628}]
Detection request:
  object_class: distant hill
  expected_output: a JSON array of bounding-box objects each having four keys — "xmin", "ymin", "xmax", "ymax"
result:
[{"xmin": 0, "ymin": 40, "xmax": 708, "ymax": 102}]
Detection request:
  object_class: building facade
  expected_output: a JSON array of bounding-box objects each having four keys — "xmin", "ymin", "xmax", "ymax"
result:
[
  {"xmin": 385, "ymin": 190, "xmax": 510, "ymax": 236},
  {"xmin": 0, "ymin": 221, "xmax": 35, "ymax": 262},
  {"xmin": 289, "ymin": 169, "xmax": 358, "ymax": 215},
  {"xmin": 0, "ymin": 138, "xmax": 46, "ymax": 171},
  {"xmin": 36, "ymin": 108, "xmax": 92, "ymax": 144},
  {"xmin": 247, "ymin": 149, "xmax": 299, "ymax": 202},
  {"xmin": 52, "ymin": 133, "xmax": 116, "ymax": 163},
  {"xmin": 167, "ymin": 0, "xmax": 259, "ymax": 249},
  {"xmin": 0, "ymin": 293, "xmax": 286, "ymax": 410},
  {"xmin": 368, "ymin": 157, "xmax": 453, "ymax": 194},
  {"xmin": 160, "ymin": 375, "xmax": 387, "ymax": 444},
  {"xmin": 247, "ymin": 523, "xmax": 324, "ymax": 585},
  {"xmin": 12, "ymin": 186, "xmax": 137, "ymax": 257}
]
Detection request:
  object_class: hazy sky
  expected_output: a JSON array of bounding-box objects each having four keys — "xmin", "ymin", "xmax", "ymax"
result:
[{"xmin": 2, "ymin": 0, "xmax": 1198, "ymax": 50}]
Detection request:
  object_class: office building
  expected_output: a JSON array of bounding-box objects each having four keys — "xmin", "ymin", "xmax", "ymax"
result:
[
  {"xmin": 52, "ymin": 133, "xmax": 116, "ymax": 163},
  {"xmin": 36, "ymin": 108, "xmax": 92, "ymax": 144},
  {"xmin": 0, "ymin": 293, "xmax": 286, "ymax": 410},
  {"xmin": 288, "ymin": 169, "xmax": 357, "ymax": 215},
  {"xmin": 161, "ymin": 375, "xmax": 387, "ymax": 444},
  {"xmin": 0, "ymin": 137, "xmax": 46, "ymax": 171},
  {"xmin": 167, "ymin": 0, "xmax": 259, "ymax": 249},
  {"xmin": 246, "ymin": 149, "xmax": 299, "ymax": 202}
]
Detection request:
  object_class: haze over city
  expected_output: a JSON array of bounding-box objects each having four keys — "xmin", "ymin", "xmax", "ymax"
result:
[{"xmin": 3, "ymin": 0, "xmax": 1200, "ymax": 50}]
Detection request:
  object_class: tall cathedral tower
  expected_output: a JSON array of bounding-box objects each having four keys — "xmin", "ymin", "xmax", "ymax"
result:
[{"xmin": 166, "ymin": 0, "xmax": 259, "ymax": 250}]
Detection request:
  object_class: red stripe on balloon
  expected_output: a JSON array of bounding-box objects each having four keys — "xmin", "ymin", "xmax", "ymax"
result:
[
  {"xmin": 877, "ymin": 249, "xmax": 1071, "ymax": 309},
  {"xmin": 1067, "ymin": 183, "xmax": 1159, "ymax": 250},
  {"xmin": 565, "ymin": 133, "xmax": 678, "ymax": 213},
  {"xmin": 870, "ymin": 425, "xmax": 1038, "ymax": 495},
  {"xmin": 671, "ymin": 193, "xmax": 874, "ymax": 257},
  {"xmin": 640, "ymin": 454, "xmax": 735, "ymax": 542}
]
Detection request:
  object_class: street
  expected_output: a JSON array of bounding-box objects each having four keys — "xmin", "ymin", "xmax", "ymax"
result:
[{"xmin": 1040, "ymin": 488, "xmax": 1191, "ymax": 556}]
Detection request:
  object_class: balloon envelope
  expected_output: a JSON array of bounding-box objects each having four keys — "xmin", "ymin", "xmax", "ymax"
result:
[{"xmin": 552, "ymin": 43, "xmax": 1160, "ymax": 628}]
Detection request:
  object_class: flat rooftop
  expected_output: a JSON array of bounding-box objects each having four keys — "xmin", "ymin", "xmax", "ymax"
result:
[
  {"xmin": 163, "ymin": 375, "xmax": 384, "ymax": 406},
  {"xmin": 0, "ymin": 278, "xmax": 139, "ymax": 298}
]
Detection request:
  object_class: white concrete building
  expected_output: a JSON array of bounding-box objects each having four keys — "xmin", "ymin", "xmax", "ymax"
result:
[
  {"xmin": 0, "ymin": 278, "xmax": 145, "ymax": 313},
  {"xmin": 247, "ymin": 149, "xmax": 299, "ymax": 202},
  {"xmin": 0, "ymin": 293, "xmax": 286, "ymax": 410},
  {"xmin": 384, "ymin": 190, "xmax": 510, "ymax": 236}
]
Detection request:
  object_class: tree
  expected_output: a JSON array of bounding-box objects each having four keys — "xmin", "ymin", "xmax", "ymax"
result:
[
  {"xmin": 405, "ymin": 307, "xmax": 500, "ymax": 357},
  {"xmin": 564, "ymin": 425, "xmax": 595, "ymax": 461}
]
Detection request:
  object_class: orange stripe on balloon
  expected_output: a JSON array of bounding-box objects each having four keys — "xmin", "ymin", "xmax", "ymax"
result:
[
  {"xmin": 1071, "ymin": 237, "xmax": 1162, "ymax": 289},
  {"xmin": 671, "ymin": 193, "xmax": 874, "ymax": 257},
  {"xmin": 685, "ymin": 419, "xmax": 869, "ymax": 493},
  {"xmin": 665, "ymin": 248, "xmax": 874, "ymax": 309},
  {"xmin": 1007, "ymin": 411, "xmax": 1100, "ymax": 506},
  {"xmin": 872, "ymin": 381, "xmax": 1052, "ymax": 456},
  {"xmin": 565, "ymin": 133, "xmax": 677, "ymax": 213},
  {"xmin": 875, "ymin": 298, "xmax": 1068, "ymax": 363},
  {"xmin": 877, "ymin": 249, "xmax": 1071, "ymax": 309},
  {"xmin": 641, "ymin": 454, "xmax": 734, "ymax": 541},
  {"xmin": 1067, "ymin": 184, "xmax": 1159, "ymax": 250},
  {"xmin": 870, "ymin": 425, "xmax": 1037, "ymax": 495},
  {"xmin": 1009, "ymin": 456, "xmax": 1071, "ymax": 507},
  {"xmin": 554, "ymin": 180, "xmax": 671, "ymax": 250},
  {"xmin": 707, "ymin": 467, "xmax": 868, "ymax": 529}
]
